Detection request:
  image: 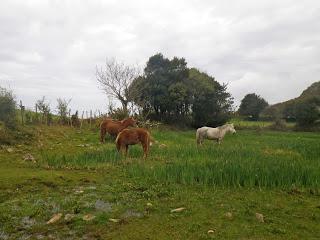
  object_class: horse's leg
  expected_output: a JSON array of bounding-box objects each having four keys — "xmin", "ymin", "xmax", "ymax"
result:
[
  {"xmin": 125, "ymin": 145, "xmax": 128, "ymax": 157},
  {"xmin": 100, "ymin": 127, "xmax": 105, "ymax": 143},
  {"xmin": 142, "ymin": 142, "xmax": 148, "ymax": 158}
]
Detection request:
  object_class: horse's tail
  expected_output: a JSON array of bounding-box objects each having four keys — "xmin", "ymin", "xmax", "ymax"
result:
[
  {"xmin": 100, "ymin": 121, "xmax": 106, "ymax": 143},
  {"xmin": 115, "ymin": 132, "xmax": 121, "ymax": 151},
  {"xmin": 196, "ymin": 128, "xmax": 201, "ymax": 145},
  {"xmin": 145, "ymin": 131, "xmax": 151, "ymax": 157}
]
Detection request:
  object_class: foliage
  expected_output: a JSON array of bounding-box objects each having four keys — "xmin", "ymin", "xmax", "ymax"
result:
[
  {"xmin": 190, "ymin": 68, "xmax": 233, "ymax": 127},
  {"xmin": 0, "ymin": 87, "xmax": 17, "ymax": 129},
  {"xmin": 107, "ymin": 107, "xmax": 129, "ymax": 120},
  {"xmin": 36, "ymin": 96, "xmax": 52, "ymax": 125},
  {"xmin": 239, "ymin": 93, "xmax": 268, "ymax": 120},
  {"xmin": 295, "ymin": 97, "xmax": 320, "ymax": 127},
  {"xmin": 130, "ymin": 53, "xmax": 233, "ymax": 127},
  {"xmin": 56, "ymin": 98, "xmax": 71, "ymax": 125}
]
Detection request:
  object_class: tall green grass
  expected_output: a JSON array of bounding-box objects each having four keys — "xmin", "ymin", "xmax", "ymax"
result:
[
  {"xmin": 39, "ymin": 148, "xmax": 120, "ymax": 169},
  {"xmin": 128, "ymin": 130, "xmax": 320, "ymax": 188},
  {"xmin": 39, "ymin": 129, "xmax": 320, "ymax": 188}
]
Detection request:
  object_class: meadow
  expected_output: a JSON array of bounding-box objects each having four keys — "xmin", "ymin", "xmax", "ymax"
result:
[{"xmin": 1, "ymin": 125, "xmax": 320, "ymax": 239}]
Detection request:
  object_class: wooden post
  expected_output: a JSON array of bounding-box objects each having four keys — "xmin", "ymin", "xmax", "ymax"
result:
[
  {"xmin": 90, "ymin": 110, "xmax": 92, "ymax": 128},
  {"xmin": 35, "ymin": 104, "xmax": 38, "ymax": 123},
  {"xmin": 80, "ymin": 111, "xmax": 84, "ymax": 129},
  {"xmin": 69, "ymin": 109, "xmax": 72, "ymax": 127},
  {"xmin": 19, "ymin": 100, "xmax": 25, "ymax": 125}
]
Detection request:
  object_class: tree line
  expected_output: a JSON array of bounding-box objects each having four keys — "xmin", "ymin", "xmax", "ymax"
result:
[
  {"xmin": 97, "ymin": 53, "xmax": 234, "ymax": 127},
  {"xmin": 1, "ymin": 53, "xmax": 319, "ymax": 131}
]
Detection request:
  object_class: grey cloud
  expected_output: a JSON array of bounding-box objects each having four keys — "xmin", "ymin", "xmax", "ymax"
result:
[{"xmin": 0, "ymin": 0, "xmax": 319, "ymax": 111}]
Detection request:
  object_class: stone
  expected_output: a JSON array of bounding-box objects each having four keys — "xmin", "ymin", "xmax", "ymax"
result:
[
  {"xmin": 170, "ymin": 207, "xmax": 185, "ymax": 213},
  {"xmin": 47, "ymin": 213, "xmax": 63, "ymax": 224},
  {"xmin": 95, "ymin": 200, "xmax": 112, "ymax": 212},
  {"xmin": 23, "ymin": 153, "xmax": 36, "ymax": 162},
  {"xmin": 255, "ymin": 212, "xmax": 264, "ymax": 223},
  {"xmin": 82, "ymin": 214, "xmax": 95, "ymax": 221}
]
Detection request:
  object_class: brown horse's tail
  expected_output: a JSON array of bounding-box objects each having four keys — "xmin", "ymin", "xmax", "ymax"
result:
[
  {"xmin": 100, "ymin": 122, "xmax": 106, "ymax": 143},
  {"xmin": 115, "ymin": 132, "xmax": 121, "ymax": 152},
  {"xmin": 145, "ymin": 131, "xmax": 151, "ymax": 158}
]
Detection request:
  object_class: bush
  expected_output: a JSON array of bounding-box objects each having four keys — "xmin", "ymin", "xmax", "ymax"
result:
[
  {"xmin": 108, "ymin": 106, "xmax": 129, "ymax": 120},
  {"xmin": 0, "ymin": 124, "xmax": 35, "ymax": 145},
  {"xmin": 295, "ymin": 97, "xmax": 320, "ymax": 128},
  {"xmin": 0, "ymin": 87, "xmax": 16, "ymax": 129}
]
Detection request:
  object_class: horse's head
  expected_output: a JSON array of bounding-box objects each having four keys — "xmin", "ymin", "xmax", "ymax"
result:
[
  {"xmin": 124, "ymin": 117, "xmax": 137, "ymax": 127},
  {"xmin": 226, "ymin": 123, "xmax": 236, "ymax": 134},
  {"xmin": 230, "ymin": 123, "xmax": 236, "ymax": 134}
]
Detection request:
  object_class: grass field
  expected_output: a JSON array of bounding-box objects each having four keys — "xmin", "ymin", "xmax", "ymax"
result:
[{"xmin": 0, "ymin": 126, "xmax": 320, "ymax": 239}]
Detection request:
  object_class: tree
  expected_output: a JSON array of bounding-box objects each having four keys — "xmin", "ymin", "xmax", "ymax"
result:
[
  {"xmin": 295, "ymin": 97, "xmax": 320, "ymax": 127},
  {"xmin": 129, "ymin": 54, "xmax": 233, "ymax": 126},
  {"xmin": 57, "ymin": 98, "xmax": 71, "ymax": 125},
  {"xmin": 238, "ymin": 93, "xmax": 268, "ymax": 120},
  {"xmin": 129, "ymin": 53, "xmax": 191, "ymax": 121},
  {"xmin": 0, "ymin": 87, "xmax": 16, "ymax": 129},
  {"xmin": 36, "ymin": 96, "xmax": 51, "ymax": 125},
  {"xmin": 96, "ymin": 58, "xmax": 139, "ymax": 111},
  {"xmin": 190, "ymin": 68, "xmax": 233, "ymax": 127}
]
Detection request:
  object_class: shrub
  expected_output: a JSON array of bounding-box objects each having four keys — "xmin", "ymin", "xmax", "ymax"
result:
[
  {"xmin": 108, "ymin": 106, "xmax": 129, "ymax": 120},
  {"xmin": 0, "ymin": 87, "xmax": 16, "ymax": 129},
  {"xmin": 295, "ymin": 97, "xmax": 320, "ymax": 128}
]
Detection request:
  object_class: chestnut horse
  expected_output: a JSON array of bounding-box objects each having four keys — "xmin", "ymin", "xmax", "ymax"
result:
[
  {"xmin": 115, "ymin": 128, "xmax": 151, "ymax": 158},
  {"xmin": 100, "ymin": 117, "xmax": 136, "ymax": 143}
]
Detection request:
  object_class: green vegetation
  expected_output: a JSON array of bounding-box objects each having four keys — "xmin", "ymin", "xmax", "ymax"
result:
[
  {"xmin": 239, "ymin": 93, "xmax": 268, "ymax": 120},
  {"xmin": 1, "ymin": 126, "xmax": 320, "ymax": 239},
  {"xmin": 129, "ymin": 53, "xmax": 233, "ymax": 127},
  {"xmin": 0, "ymin": 87, "xmax": 16, "ymax": 129}
]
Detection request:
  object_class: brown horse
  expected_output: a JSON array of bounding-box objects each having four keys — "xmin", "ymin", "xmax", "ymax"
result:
[
  {"xmin": 115, "ymin": 128, "xmax": 151, "ymax": 158},
  {"xmin": 100, "ymin": 117, "xmax": 136, "ymax": 143}
]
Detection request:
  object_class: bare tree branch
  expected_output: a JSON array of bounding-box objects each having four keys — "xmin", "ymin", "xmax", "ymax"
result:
[{"xmin": 96, "ymin": 58, "xmax": 140, "ymax": 111}]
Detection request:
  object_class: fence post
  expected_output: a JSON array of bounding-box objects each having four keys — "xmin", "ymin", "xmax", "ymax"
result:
[
  {"xmin": 90, "ymin": 110, "xmax": 92, "ymax": 128},
  {"xmin": 19, "ymin": 100, "xmax": 25, "ymax": 125}
]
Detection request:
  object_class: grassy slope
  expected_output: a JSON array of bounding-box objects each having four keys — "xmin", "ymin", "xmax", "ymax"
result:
[{"xmin": 0, "ymin": 126, "xmax": 320, "ymax": 239}]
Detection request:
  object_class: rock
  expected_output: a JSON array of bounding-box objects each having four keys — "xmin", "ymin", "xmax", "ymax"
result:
[
  {"xmin": 225, "ymin": 212, "xmax": 233, "ymax": 219},
  {"xmin": 6, "ymin": 148, "xmax": 13, "ymax": 153},
  {"xmin": 64, "ymin": 213, "xmax": 75, "ymax": 222},
  {"xmin": 21, "ymin": 216, "xmax": 36, "ymax": 228},
  {"xmin": 207, "ymin": 229, "xmax": 215, "ymax": 234},
  {"xmin": 47, "ymin": 213, "xmax": 63, "ymax": 224},
  {"xmin": 95, "ymin": 200, "xmax": 112, "ymax": 212},
  {"xmin": 170, "ymin": 207, "xmax": 185, "ymax": 213},
  {"xmin": 255, "ymin": 212, "xmax": 264, "ymax": 223},
  {"xmin": 109, "ymin": 218, "xmax": 120, "ymax": 223},
  {"xmin": 23, "ymin": 153, "xmax": 36, "ymax": 162},
  {"xmin": 121, "ymin": 209, "xmax": 143, "ymax": 218},
  {"xmin": 74, "ymin": 190, "xmax": 84, "ymax": 194},
  {"xmin": 82, "ymin": 214, "xmax": 95, "ymax": 221}
]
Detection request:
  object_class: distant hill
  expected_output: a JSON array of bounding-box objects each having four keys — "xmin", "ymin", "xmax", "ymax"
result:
[{"xmin": 262, "ymin": 81, "xmax": 320, "ymax": 118}]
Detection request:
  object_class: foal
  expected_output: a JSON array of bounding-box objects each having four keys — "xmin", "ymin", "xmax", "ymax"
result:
[
  {"xmin": 100, "ymin": 117, "xmax": 136, "ymax": 143},
  {"xmin": 115, "ymin": 128, "xmax": 151, "ymax": 158}
]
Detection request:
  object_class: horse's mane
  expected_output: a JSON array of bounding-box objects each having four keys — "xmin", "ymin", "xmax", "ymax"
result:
[{"xmin": 217, "ymin": 123, "xmax": 233, "ymax": 130}]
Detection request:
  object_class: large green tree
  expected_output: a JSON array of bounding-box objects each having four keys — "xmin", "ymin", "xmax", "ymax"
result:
[
  {"xmin": 130, "ymin": 54, "xmax": 233, "ymax": 126},
  {"xmin": 239, "ymin": 93, "xmax": 268, "ymax": 120}
]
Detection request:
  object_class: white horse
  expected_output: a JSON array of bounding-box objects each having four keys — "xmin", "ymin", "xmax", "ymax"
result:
[{"xmin": 196, "ymin": 123, "xmax": 236, "ymax": 145}]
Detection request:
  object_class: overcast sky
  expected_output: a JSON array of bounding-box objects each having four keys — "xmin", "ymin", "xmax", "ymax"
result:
[{"xmin": 1, "ymin": 0, "xmax": 319, "ymax": 113}]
